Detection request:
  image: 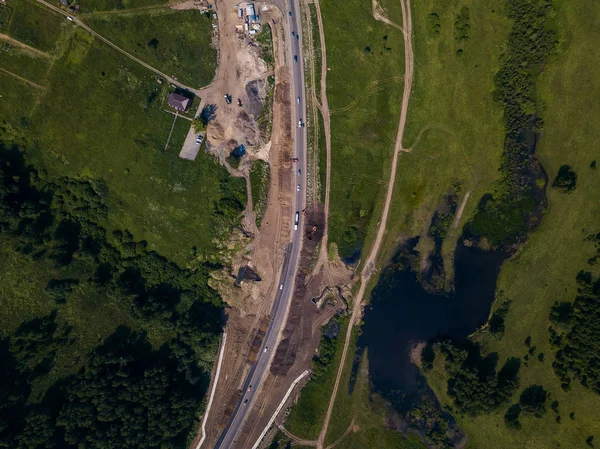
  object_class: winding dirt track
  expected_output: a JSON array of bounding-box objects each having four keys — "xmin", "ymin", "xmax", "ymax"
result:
[
  {"xmin": 312, "ymin": 0, "xmax": 333, "ymax": 271},
  {"xmin": 316, "ymin": 0, "xmax": 414, "ymax": 447}
]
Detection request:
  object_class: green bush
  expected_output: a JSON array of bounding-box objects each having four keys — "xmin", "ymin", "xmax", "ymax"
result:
[
  {"xmin": 552, "ymin": 165, "xmax": 577, "ymax": 192},
  {"xmin": 519, "ymin": 385, "xmax": 548, "ymax": 417},
  {"xmin": 552, "ymin": 259, "xmax": 600, "ymax": 393},
  {"xmin": 44, "ymin": 279, "xmax": 79, "ymax": 304},
  {"xmin": 454, "ymin": 7, "xmax": 470, "ymax": 40},
  {"xmin": 442, "ymin": 341, "xmax": 521, "ymax": 415},
  {"xmin": 428, "ymin": 13, "xmax": 441, "ymax": 36},
  {"xmin": 504, "ymin": 404, "xmax": 522, "ymax": 429}
]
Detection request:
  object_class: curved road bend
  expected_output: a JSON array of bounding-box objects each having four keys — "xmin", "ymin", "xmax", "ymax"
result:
[{"xmin": 214, "ymin": 0, "xmax": 307, "ymax": 447}]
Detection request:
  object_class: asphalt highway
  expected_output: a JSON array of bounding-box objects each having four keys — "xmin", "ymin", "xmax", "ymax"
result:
[{"xmin": 214, "ymin": 0, "xmax": 307, "ymax": 447}]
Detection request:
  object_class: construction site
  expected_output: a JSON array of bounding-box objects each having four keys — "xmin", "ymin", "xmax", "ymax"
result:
[{"xmin": 175, "ymin": 0, "xmax": 355, "ymax": 447}]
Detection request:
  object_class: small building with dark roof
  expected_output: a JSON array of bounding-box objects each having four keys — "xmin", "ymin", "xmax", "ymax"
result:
[{"xmin": 167, "ymin": 92, "xmax": 191, "ymax": 112}]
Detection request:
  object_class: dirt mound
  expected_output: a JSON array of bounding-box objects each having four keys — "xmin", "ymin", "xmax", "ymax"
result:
[
  {"xmin": 207, "ymin": 121, "xmax": 225, "ymax": 144},
  {"xmin": 245, "ymin": 79, "xmax": 265, "ymax": 118},
  {"xmin": 304, "ymin": 206, "xmax": 325, "ymax": 242},
  {"xmin": 234, "ymin": 110, "xmax": 259, "ymax": 147}
]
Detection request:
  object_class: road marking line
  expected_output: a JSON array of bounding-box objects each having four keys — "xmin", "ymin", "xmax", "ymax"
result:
[
  {"xmin": 251, "ymin": 370, "xmax": 310, "ymax": 449},
  {"xmin": 196, "ymin": 332, "xmax": 227, "ymax": 449}
]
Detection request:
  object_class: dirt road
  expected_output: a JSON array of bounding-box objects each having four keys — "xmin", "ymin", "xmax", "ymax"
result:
[
  {"xmin": 0, "ymin": 67, "xmax": 44, "ymax": 89},
  {"xmin": 316, "ymin": 0, "xmax": 414, "ymax": 446},
  {"xmin": 0, "ymin": 33, "xmax": 52, "ymax": 59}
]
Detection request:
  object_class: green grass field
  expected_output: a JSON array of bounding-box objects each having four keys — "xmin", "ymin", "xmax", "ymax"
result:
[
  {"xmin": 78, "ymin": 0, "xmax": 167, "ymax": 13},
  {"xmin": 331, "ymin": 353, "xmax": 427, "ymax": 449},
  {"xmin": 0, "ymin": 71, "xmax": 39, "ymax": 123},
  {"xmin": 320, "ymin": 0, "xmax": 405, "ymax": 261},
  {"xmin": 6, "ymin": 0, "xmax": 63, "ymax": 52},
  {"xmin": 424, "ymin": 0, "xmax": 600, "ymax": 447},
  {"xmin": 249, "ymin": 159, "xmax": 270, "ymax": 228},
  {"xmin": 0, "ymin": 44, "xmax": 51, "ymax": 85},
  {"xmin": 0, "ymin": 4, "xmax": 14, "ymax": 29},
  {"xmin": 381, "ymin": 0, "xmax": 507, "ymax": 267},
  {"xmin": 0, "ymin": 3, "xmax": 244, "ymax": 265},
  {"xmin": 0, "ymin": 0, "xmax": 237, "ymax": 435},
  {"xmin": 85, "ymin": 9, "xmax": 217, "ymax": 88},
  {"xmin": 0, "ymin": 241, "xmax": 140, "ymax": 401}
]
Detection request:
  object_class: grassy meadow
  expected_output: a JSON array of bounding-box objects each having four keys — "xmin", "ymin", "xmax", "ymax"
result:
[
  {"xmin": 85, "ymin": 9, "xmax": 217, "ymax": 88},
  {"xmin": 0, "ymin": 44, "xmax": 52, "ymax": 84},
  {"xmin": 382, "ymin": 0, "xmax": 507, "ymax": 267},
  {"xmin": 320, "ymin": 0, "xmax": 405, "ymax": 261},
  {"xmin": 423, "ymin": 0, "xmax": 600, "ymax": 447},
  {"xmin": 5, "ymin": 0, "xmax": 63, "ymax": 51},
  {"xmin": 77, "ymin": 0, "xmax": 167, "ymax": 13},
  {"xmin": 0, "ymin": 70, "xmax": 39, "ymax": 121},
  {"xmin": 0, "ymin": 0, "xmax": 243, "ymax": 265}
]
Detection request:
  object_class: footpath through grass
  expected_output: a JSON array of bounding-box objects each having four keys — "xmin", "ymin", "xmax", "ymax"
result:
[
  {"xmin": 383, "ymin": 0, "xmax": 507, "ymax": 266},
  {"xmin": 424, "ymin": 0, "xmax": 600, "ymax": 447},
  {"xmin": 85, "ymin": 8, "xmax": 217, "ymax": 88},
  {"xmin": 0, "ymin": 44, "xmax": 51, "ymax": 85},
  {"xmin": 320, "ymin": 0, "xmax": 405, "ymax": 261}
]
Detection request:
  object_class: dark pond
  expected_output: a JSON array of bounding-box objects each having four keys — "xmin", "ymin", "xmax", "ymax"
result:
[{"xmin": 360, "ymin": 242, "xmax": 508, "ymax": 397}]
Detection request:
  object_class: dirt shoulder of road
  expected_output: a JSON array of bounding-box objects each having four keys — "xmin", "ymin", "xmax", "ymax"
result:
[
  {"xmin": 231, "ymin": 204, "xmax": 349, "ymax": 449},
  {"xmin": 220, "ymin": 1, "xmax": 356, "ymax": 445},
  {"xmin": 187, "ymin": 0, "xmax": 359, "ymax": 445},
  {"xmin": 190, "ymin": 3, "xmax": 298, "ymax": 447}
]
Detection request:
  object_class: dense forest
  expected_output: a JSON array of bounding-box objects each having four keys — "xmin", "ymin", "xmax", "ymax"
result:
[
  {"xmin": 551, "ymin": 233, "xmax": 600, "ymax": 393},
  {"xmin": 0, "ymin": 140, "xmax": 227, "ymax": 448}
]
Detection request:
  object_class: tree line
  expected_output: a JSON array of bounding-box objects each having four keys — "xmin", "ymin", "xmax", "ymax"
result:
[
  {"xmin": 0, "ymin": 141, "xmax": 226, "ymax": 447},
  {"xmin": 551, "ymin": 233, "xmax": 600, "ymax": 394},
  {"xmin": 465, "ymin": 0, "xmax": 556, "ymax": 247}
]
